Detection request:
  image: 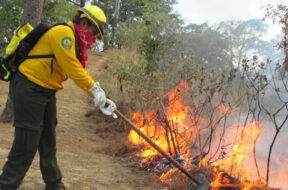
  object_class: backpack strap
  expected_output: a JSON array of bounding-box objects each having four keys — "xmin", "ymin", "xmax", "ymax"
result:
[
  {"xmin": 27, "ymin": 55, "xmax": 55, "ymax": 59},
  {"xmin": 25, "ymin": 23, "xmax": 75, "ymax": 74}
]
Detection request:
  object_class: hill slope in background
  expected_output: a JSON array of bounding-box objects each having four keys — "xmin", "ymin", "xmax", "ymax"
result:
[{"xmin": 0, "ymin": 51, "xmax": 166, "ymax": 190}]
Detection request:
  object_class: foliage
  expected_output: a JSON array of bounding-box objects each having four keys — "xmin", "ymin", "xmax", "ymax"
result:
[
  {"xmin": 91, "ymin": 0, "xmax": 181, "ymax": 72},
  {"xmin": 1, "ymin": 0, "xmax": 286, "ymax": 187},
  {"xmin": 42, "ymin": 0, "xmax": 77, "ymax": 24},
  {"xmin": 175, "ymin": 23, "xmax": 230, "ymax": 71},
  {"xmin": 264, "ymin": 4, "xmax": 288, "ymax": 71},
  {"xmin": 139, "ymin": 9, "xmax": 183, "ymax": 75},
  {"xmin": 215, "ymin": 19, "xmax": 271, "ymax": 69},
  {"xmin": 108, "ymin": 2, "xmax": 287, "ymax": 188},
  {"xmin": 0, "ymin": 0, "xmax": 77, "ymax": 54},
  {"xmin": 114, "ymin": 20, "xmax": 146, "ymax": 48},
  {"xmin": 109, "ymin": 48, "xmax": 163, "ymax": 109},
  {"xmin": 0, "ymin": 0, "xmax": 25, "ymax": 54}
]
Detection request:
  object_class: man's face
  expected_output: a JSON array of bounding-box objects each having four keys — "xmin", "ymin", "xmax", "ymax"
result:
[
  {"xmin": 80, "ymin": 19, "xmax": 101, "ymax": 38},
  {"xmin": 87, "ymin": 24, "xmax": 100, "ymax": 37}
]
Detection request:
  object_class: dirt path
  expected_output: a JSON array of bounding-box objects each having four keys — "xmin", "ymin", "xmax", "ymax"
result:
[{"xmin": 0, "ymin": 52, "xmax": 166, "ymax": 190}]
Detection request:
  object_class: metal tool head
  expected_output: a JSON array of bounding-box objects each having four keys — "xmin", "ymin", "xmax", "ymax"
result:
[{"xmin": 186, "ymin": 173, "xmax": 210, "ymax": 190}]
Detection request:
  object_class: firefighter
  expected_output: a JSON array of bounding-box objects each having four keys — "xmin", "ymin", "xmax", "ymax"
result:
[{"xmin": 0, "ymin": 5, "xmax": 116, "ymax": 190}]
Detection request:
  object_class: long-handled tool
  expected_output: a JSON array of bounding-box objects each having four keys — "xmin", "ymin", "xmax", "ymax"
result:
[{"xmin": 114, "ymin": 109, "xmax": 210, "ymax": 190}]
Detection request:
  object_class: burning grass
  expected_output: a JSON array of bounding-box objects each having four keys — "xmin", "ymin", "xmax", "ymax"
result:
[{"xmin": 125, "ymin": 80, "xmax": 287, "ymax": 189}]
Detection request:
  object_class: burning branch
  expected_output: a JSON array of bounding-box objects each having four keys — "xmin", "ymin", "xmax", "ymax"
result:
[
  {"xmin": 240, "ymin": 49, "xmax": 288, "ymax": 188},
  {"xmin": 128, "ymin": 63, "xmax": 288, "ymax": 189},
  {"xmin": 159, "ymin": 98, "xmax": 179, "ymax": 157}
]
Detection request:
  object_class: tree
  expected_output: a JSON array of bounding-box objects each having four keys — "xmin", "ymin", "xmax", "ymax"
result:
[
  {"xmin": 110, "ymin": 0, "xmax": 121, "ymax": 46},
  {"xmin": 264, "ymin": 4, "xmax": 288, "ymax": 71},
  {"xmin": 0, "ymin": 0, "xmax": 44, "ymax": 123},
  {"xmin": 90, "ymin": 0, "xmax": 178, "ymax": 50},
  {"xmin": 175, "ymin": 23, "xmax": 230, "ymax": 71},
  {"xmin": 42, "ymin": 0, "xmax": 76, "ymax": 24},
  {"xmin": 216, "ymin": 19, "xmax": 270, "ymax": 70},
  {"xmin": 80, "ymin": 0, "xmax": 85, "ymax": 7},
  {"xmin": 261, "ymin": 3, "xmax": 288, "ymax": 185},
  {"xmin": 21, "ymin": 0, "xmax": 44, "ymax": 27},
  {"xmin": 0, "ymin": 0, "xmax": 25, "ymax": 52}
]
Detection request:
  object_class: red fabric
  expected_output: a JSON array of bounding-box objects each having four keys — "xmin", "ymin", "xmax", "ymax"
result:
[{"xmin": 74, "ymin": 24, "xmax": 96, "ymax": 68}]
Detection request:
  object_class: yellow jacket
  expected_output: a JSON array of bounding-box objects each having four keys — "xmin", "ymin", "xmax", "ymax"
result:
[{"xmin": 19, "ymin": 21, "xmax": 94, "ymax": 96}]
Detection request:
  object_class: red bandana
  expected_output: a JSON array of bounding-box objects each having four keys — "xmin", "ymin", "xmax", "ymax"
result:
[{"xmin": 74, "ymin": 24, "xmax": 96, "ymax": 68}]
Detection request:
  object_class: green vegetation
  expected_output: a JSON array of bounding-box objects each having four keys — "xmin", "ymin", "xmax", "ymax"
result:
[{"xmin": 1, "ymin": 1, "xmax": 287, "ymax": 187}]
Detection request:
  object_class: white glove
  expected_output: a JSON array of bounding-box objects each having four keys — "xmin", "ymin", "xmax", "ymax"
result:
[
  {"xmin": 89, "ymin": 82, "xmax": 106, "ymax": 107},
  {"xmin": 100, "ymin": 99, "xmax": 118, "ymax": 119}
]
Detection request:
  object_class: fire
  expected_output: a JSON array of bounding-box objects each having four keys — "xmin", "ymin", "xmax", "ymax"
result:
[
  {"xmin": 210, "ymin": 121, "xmax": 267, "ymax": 189},
  {"xmin": 160, "ymin": 168, "xmax": 178, "ymax": 183},
  {"xmin": 128, "ymin": 80, "xmax": 196, "ymax": 162},
  {"xmin": 127, "ymin": 80, "xmax": 287, "ymax": 189},
  {"xmin": 128, "ymin": 111, "xmax": 172, "ymax": 158}
]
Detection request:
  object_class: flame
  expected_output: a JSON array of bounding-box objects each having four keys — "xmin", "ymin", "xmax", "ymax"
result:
[
  {"xmin": 128, "ymin": 80, "xmax": 196, "ymax": 162},
  {"xmin": 127, "ymin": 80, "xmax": 287, "ymax": 189},
  {"xmin": 210, "ymin": 121, "xmax": 268, "ymax": 189},
  {"xmin": 160, "ymin": 168, "xmax": 178, "ymax": 183}
]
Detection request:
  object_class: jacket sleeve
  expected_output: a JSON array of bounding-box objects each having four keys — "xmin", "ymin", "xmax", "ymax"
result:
[{"xmin": 48, "ymin": 25, "xmax": 94, "ymax": 97}]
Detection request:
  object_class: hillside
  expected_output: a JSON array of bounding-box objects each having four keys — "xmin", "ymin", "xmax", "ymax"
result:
[{"xmin": 0, "ymin": 51, "xmax": 167, "ymax": 190}]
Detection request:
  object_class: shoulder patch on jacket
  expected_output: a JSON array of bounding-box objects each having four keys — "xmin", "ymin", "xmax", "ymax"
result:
[{"xmin": 61, "ymin": 37, "xmax": 72, "ymax": 50}]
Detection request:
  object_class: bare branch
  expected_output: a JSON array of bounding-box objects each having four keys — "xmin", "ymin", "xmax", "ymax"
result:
[{"xmin": 65, "ymin": 0, "xmax": 80, "ymax": 7}]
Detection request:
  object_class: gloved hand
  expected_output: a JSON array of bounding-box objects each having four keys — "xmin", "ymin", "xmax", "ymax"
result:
[
  {"xmin": 100, "ymin": 99, "xmax": 117, "ymax": 119},
  {"xmin": 89, "ymin": 82, "xmax": 106, "ymax": 107},
  {"xmin": 89, "ymin": 82, "xmax": 117, "ymax": 118}
]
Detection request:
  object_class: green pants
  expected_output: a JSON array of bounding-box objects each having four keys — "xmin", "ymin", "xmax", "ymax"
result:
[{"xmin": 0, "ymin": 72, "xmax": 62, "ymax": 189}]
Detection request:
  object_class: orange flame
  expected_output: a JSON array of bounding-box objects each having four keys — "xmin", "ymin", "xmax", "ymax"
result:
[
  {"xmin": 209, "ymin": 121, "xmax": 268, "ymax": 189},
  {"xmin": 160, "ymin": 168, "xmax": 178, "ymax": 183},
  {"xmin": 127, "ymin": 80, "xmax": 287, "ymax": 189}
]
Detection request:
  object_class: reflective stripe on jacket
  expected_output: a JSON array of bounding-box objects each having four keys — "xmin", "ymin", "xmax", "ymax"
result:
[{"xmin": 19, "ymin": 21, "xmax": 94, "ymax": 96}]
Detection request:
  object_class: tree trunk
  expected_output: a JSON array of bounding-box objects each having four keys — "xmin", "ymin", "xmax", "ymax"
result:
[
  {"xmin": 111, "ymin": 0, "xmax": 121, "ymax": 47},
  {"xmin": 284, "ymin": 29, "xmax": 288, "ymax": 71},
  {"xmin": 21, "ymin": 0, "xmax": 44, "ymax": 27},
  {"xmin": 0, "ymin": 96, "xmax": 14, "ymax": 123},
  {"xmin": 0, "ymin": 0, "xmax": 44, "ymax": 123},
  {"xmin": 80, "ymin": 0, "xmax": 85, "ymax": 7},
  {"xmin": 103, "ymin": 3, "xmax": 110, "ymax": 50}
]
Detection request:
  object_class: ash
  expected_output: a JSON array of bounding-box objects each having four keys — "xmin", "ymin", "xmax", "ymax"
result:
[{"xmin": 141, "ymin": 154, "xmax": 186, "ymax": 176}]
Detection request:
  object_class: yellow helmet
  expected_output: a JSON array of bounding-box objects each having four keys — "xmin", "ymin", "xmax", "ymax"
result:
[{"xmin": 76, "ymin": 5, "xmax": 107, "ymax": 40}]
